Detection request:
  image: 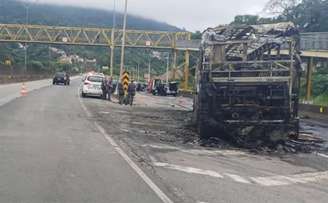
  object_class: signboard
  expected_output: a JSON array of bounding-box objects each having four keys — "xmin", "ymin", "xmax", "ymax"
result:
[
  {"xmin": 102, "ymin": 66, "xmax": 109, "ymax": 70},
  {"xmin": 146, "ymin": 41, "xmax": 152, "ymax": 46},
  {"xmin": 122, "ymin": 71, "xmax": 130, "ymax": 94},
  {"xmin": 4, "ymin": 59, "xmax": 11, "ymax": 66}
]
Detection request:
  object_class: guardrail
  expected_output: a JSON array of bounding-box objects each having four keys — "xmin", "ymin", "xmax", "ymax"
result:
[
  {"xmin": 0, "ymin": 75, "xmax": 52, "ymax": 84},
  {"xmin": 175, "ymin": 33, "xmax": 328, "ymax": 51},
  {"xmin": 300, "ymin": 33, "xmax": 328, "ymax": 50}
]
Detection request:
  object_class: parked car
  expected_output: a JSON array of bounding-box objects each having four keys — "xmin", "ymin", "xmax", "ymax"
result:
[
  {"xmin": 80, "ymin": 74, "xmax": 105, "ymax": 98},
  {"xmin": 166, "ymin": 82, "xmax": 179, "ymax": 97},
  {"xmin": 53, "ymin": 72, "xmax": 70, "ymax": 85}
]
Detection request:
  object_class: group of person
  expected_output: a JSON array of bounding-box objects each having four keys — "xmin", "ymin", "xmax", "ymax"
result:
[
  {"xmin": 101, "ymin": 77, "xmax": 136, "ymax": 106},
  {"xmin": 101, "ymin": 76, "xmax": 113, "ymax": 101},
  {"xmin": 117, "ymin": 80, "xmax": 136, "ymax": 106}
]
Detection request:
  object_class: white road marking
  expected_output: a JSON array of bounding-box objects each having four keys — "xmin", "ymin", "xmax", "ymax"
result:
[
  {"xmin": 315, "ymin": 152, "xmax": 328, "ymax": 159},
  {"xmin": 153, "ymin": 161, "xmax": 328, "ymax": 187},
  {"xmin": 99, "ymin": 111, "xmax": 110, "ymax": 114},
  {"xmin": 153, "ymin": 162, "xmax": 223, "ymax": 178},
  {"xmin": 121, "ymin": 128, "xmax": 130, "ymax": 132},
  {"xmin": 143, "ymin": 144, "xmax": 246, "ymax": 156},
  {"xmin": 78, "ymin": 88, "xmax": 174, "ymax": 203},
  {"xmin": 224, "ymin": 173, "xmax": 251, "ymax": 184},
  {"xmin": 251, "ymin": 171, "xmax": 328, "ymax": 186}
]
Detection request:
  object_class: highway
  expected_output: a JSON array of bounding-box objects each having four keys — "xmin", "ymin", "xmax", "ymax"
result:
[
  {"xmin": 1, "ymin": 78, "xmax": 328, "ymax": 203},
  {"xmin": 0, "ymin": 79, "xmax": 165, "ymax": 203}
]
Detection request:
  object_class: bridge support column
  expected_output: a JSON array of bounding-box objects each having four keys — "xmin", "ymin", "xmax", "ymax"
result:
[
  {"xmin": 183, "ymin": 50, "xmax": 190, "ymax": 90},
  {"xmin": 172, "ymin": 49, "xmax": 177, "ymax": 80},
  {"xmin": 110, "ymin": 46, "xmax": 114, "ymax": 77},
  {"xmin": 306, "ymin": 57, "xmax": 314, "ymax": 101}
]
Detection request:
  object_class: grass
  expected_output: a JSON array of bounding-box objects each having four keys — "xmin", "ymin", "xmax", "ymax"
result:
[{"xmin": 313, "ymin": 94, "xmax": 328, "ymax": 106}]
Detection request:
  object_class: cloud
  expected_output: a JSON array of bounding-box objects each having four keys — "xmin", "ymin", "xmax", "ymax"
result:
[{"xmin": 28, "ymin": 0, "xmax": 269, "ymax": 31}]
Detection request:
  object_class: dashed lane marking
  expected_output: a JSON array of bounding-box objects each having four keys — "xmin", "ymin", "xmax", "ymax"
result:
[
  {"xmin": 153, "ymin": 162, "xmax": 223, "ymax": 178},
  {"xmin": 224, "ymin": 173, "xmax": 251, "ymax": 184},
  {"xmin": 143, "ymin": 144, "xmax": 246, "ymax": 156},
  {"xmin": 315, "ymin": 152, "xmax": 328, "ymax": 159},
  {"xmin": 77, "ymin": 88, "xmax": 174, "ymax": 203},
  {"xmin": 153, "ymin": 161, "xmax": 328, "ymax": 187}
]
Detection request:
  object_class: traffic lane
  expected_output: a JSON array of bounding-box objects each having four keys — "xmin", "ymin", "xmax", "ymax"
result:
[
  {"xmin": 85, "ymin": 93, "xmax": 328, "ymax": 203},
  {"xmin": 136, "ymin": 92, "xmax": 193, "ymax": 111},
  {"xmin": 0, "ymin": 80, "xmax": 163, "ymax": 203},
  {"xmin": 143, "ymin": 142, "xmax": 328, "ymax": 203},
  {"xmin": 0, "ymin": 76, "xmax": 80, "ymax": 106},
  {"xmin": 154, "ymin": 166, "xmax": 328, "ymax": 203}
]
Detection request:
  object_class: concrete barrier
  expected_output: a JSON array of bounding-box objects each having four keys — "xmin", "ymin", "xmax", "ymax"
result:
[
  {"xmin": 178, "ymin": 89, "xmax": 194, "ymax": 98},
  {"xmin": 299, "ymin": 104, "xmax": 327, "ymax": 115},
  {"xmin": 0, "ymin": 75, "xmax": 51, "ymax": 84}
]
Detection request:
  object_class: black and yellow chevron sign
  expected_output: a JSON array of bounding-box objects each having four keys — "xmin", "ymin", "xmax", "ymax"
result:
[{"xmin": 122, "ymin": 71, "xmax": 130, "ymax": 93}]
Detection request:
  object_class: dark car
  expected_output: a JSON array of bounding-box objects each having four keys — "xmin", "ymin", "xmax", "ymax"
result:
[{"xmin": 53, "ymin": 72, "xmax": 70, "ymax": 85}]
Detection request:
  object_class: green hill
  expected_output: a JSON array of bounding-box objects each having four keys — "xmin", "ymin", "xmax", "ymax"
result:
[
  {"xmin": 0, "ymin": 0, "xmax": 184, "ymax": 77},
  {"xmin": 0, "ymin": 0, "xmax": 180, "ymax": 31}
]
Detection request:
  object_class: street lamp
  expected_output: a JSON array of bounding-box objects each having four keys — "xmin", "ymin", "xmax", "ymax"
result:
[
  {"xmin": 164, "ymin": 52, "xmax": 170, "ymax": 84},
  {"xmin": 110, "ymin": 0, "xmax": 116, "ymax": 77},
  {"xmin": 119, "ymin": 0, "xmax": 128, "ymax": 81},
  {"xmin": 23, "ymin": 0, "xmax": 39, "ymax": 74},
  {"xmin": 24, "ymin": 4, "xmax": 29, "ymax": 74},
  {"xmin": 148, "ymin": 56, "xmax": 151, "ymax": 83}
]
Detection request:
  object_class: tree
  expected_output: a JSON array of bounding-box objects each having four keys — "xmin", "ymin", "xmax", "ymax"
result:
[
  {"xmin": 260, "ymin": 0, "xmax": 328, "ymax": 32},
  {"xmin": 263, "ymin": 0, "xmax": 301, "ymax": 19},
  {"xmin": 231, "ymin": 15, "xmax": 259, "ymax": 25},
  {"xmin": 191, "ymin": 31, "xmax": 202, "ymax": 40}
]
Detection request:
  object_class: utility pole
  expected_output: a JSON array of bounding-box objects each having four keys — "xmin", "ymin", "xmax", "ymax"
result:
[
  {"xmin": 110, "ymin": 0, "xmax": 116, "ymax": 77},
  {"xmin": 148, "ymin": 57, "xmax": 151, "ymax": 83},
  {"xmin": 24, "ymin": 4, "xmax": 29, "ymax": 74},
  {"xmin": 166, "ymin": 53, "xmax": 169, "ymax": 84},
  {"xmin": 48, "ymin": 45, "xmax": 51, "ymax": 73},
  {"xmin": 137, "ymin": 63, "xmax": 140, "ymax": 82},
  {"xmin": 119, "ymin": 0, "xmax": 128, "ymax": 82}
]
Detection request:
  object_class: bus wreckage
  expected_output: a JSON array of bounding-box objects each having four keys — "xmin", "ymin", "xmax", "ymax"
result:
[{"xmin": 193, "ymin": 22, "xmax": 302, "ymax": 143}]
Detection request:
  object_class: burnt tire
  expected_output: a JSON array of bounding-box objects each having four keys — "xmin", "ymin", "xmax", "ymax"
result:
[{"xmin": 197, "ymin": 121, "xmax": 212, "ymax": 140}]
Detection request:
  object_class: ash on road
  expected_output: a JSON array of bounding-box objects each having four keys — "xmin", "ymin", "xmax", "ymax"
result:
[
  {"xmin": 1, "ymin": 79, "xmax": 328, "ymax": 203},
  {"xmin": 85, "ymin": 92, "xmax": 328, "ymax": 203}
]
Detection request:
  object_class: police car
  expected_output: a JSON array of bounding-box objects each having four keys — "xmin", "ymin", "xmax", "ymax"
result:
[{"xmin": 80, "ymin": 73, "xmax": 105, "ymax": 98}]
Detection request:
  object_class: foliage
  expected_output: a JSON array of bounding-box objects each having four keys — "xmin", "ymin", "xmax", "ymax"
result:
[
  {"xmin": 191, "ymin": 31, "xmax": 202, "ymax": 40},
  {"xmin": 0, "ymin": 0, "xmax": 187, "ymax": 78},
  {"xmin": 28, "ymin": 60, "xmax": 44, "ymax": 72},
  {"xmin": 313, "ymin": 94, "xmax": 328, "ymax": 106},
  {"xmin": 231, "ymin": 15, "xmax": 259, "ymax": 25},
  {"xmin": 231, "ymin": 0, "xmax": 328, "ymax": 32},
  {"xmin": 0, "ymin": 0, "xmax": 180, "ymax": 31},
  {"xmin": 312, "ymin": 66, "xmax": 328, "ymax": 97}
]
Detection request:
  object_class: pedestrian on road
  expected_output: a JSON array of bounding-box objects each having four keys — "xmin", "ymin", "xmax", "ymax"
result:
[
  {"xmin": 101, "ymin": 77, "xmax": 108, "ymax": 100},
  {"xmin": 118, "ymin": 82, "xmax": 125, "ymax": 105},
  {"xmin": 106, "ymin": 76, "xmax": 113, "ymax": 101},
  {"xmin": 127, "ymin": 80, "xmax": 136, "ymax": 106}
]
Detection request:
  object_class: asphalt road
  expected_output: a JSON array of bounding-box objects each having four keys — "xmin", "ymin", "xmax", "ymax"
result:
[
  {"xmin": 0, "ymin": 79, "xmax": 166, "ymax": 203},
  {"xmin": 1, "ymin": 78, "xmax": 328, "ymax": 203},
  {"xmin": 86, "ymin": 92, "xmax": 328, "ymax": 203}
]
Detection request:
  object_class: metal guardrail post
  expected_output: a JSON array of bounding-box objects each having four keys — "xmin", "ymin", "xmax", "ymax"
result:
[
  {"xmin": 172, "ymin": 33, "xmax": 177, "ymax": 80},
  {"xmin": 183, "ymin": 50, "xmax": 190, "ymax": 90},
  {"xmin": 306, "ymin": 57, "xmax": 314, "ymax": 101}
]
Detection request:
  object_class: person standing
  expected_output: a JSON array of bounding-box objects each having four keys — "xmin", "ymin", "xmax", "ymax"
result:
[
  {"xmin": 106, "ymin": 76, "xmax": 113, "ymax": 101},
  {"xmin": 127, "ymin": 80, "xmax": 136, "ymax": 106},
  {"xmin": 101, "ymin": 77, "xmax": 108, "ymax": 100},
  {"xmin": 118, "ymin": 82, "xmax": 125, "ymax": 105}
]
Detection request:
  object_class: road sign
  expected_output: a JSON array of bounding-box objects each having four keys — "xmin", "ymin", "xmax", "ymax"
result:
[
  {"xmin": 122, "ymin": 71, "xmax": 130, "ymax": 94},
  {"xmin": 4, "ymin": 59, "xmax": 11, "ymax": 66}
]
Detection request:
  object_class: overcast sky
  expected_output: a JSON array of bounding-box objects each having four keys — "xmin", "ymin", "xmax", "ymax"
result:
[{"xmin": 28, "ymin": 0, "xmax": 269, "ymax": 31}]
